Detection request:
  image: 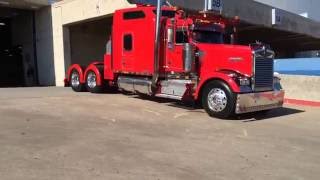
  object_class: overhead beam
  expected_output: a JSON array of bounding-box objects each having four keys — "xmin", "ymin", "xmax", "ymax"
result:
[
  {"xmin": 0, "ymin": 0, "xmax": 53, "ymax": 10},
  {"xmin": 128, "ymin": 0, "xmax": 320, "ymax": 39}
]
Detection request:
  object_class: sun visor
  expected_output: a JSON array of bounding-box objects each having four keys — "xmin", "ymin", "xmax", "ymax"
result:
[{"xmin": 127, "ymin": 0, "xmax": 165, "ymax": 6}]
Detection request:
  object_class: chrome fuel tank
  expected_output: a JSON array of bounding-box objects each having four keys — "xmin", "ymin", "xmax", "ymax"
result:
[{"xmin": 117, "ymin": 76, "xmax": 153, "ymax": 95}]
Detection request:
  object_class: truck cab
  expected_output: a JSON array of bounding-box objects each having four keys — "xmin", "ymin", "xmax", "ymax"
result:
[{"xmin": 66, "ymin": 5, "xmax": 285, "ymax": 119}]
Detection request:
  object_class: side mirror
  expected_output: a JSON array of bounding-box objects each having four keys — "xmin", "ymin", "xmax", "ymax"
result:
[{"xmin": 167, "ymin": 28, "xmax": 174, "ymax": 49}]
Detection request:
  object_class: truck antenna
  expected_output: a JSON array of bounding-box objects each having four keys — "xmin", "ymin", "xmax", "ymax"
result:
[{"xmin": 165, "ymin": 1, "xmax": 173, "ymax": 7}]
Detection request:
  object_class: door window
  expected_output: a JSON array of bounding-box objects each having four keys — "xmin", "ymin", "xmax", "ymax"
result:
[
  {"xmin": 123, "ymin": 34, "xmax": 133, "ymax": 51},
  {"xmin": 176, "ymin": 30, "xmax": 188, "ymax": 44}
]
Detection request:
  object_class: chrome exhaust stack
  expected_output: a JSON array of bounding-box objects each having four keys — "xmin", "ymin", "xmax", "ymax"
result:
[
  {"xmin": 183, "ymin": 43, "xmax": 195, "ymax": 73},
  {"xmin": 152, "ymin": 0, "xmax": 163, "ymax": 88}
]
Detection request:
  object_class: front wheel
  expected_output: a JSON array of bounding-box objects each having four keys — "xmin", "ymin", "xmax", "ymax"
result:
[{"xmin": 202, "ymin": 81, "xmax": 236, "ymax": 119}]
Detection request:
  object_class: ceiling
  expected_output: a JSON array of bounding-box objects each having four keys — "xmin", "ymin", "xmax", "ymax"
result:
[
  {"xmin": 0, "ymin": 0, "xmax": 57, "ymax": 10},
  {"xmin": 237, "ymin": 22, "xmax": 320, "ymax": 57},
  {"xmin": 0, "ymin": 7, "xmax": 21, "ymax": 18}
]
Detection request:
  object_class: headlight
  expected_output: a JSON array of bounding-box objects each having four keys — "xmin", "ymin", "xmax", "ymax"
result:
[
  {"xmin": 238, "ymin": 77, "xmax": 251, "ymax": 86},
  {"xmin": 226, "ymin": 71, "xmax": 251, "ymax": 86}
]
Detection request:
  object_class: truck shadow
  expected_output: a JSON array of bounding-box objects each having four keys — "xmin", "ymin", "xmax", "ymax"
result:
[
  {"xmin": 236, "ymin": 107, "xmax": 305, "ymax": 122},
  {"xmin": 131, "ymin": 94, "xmax": 305, "ymax": 121},
  {"xmin": 130, "ymin": 94, "xmax": 202, "ymax": 109},
  {"xmin": 170, "ymin": 102, "xmax": 305, "ymax": 121}
]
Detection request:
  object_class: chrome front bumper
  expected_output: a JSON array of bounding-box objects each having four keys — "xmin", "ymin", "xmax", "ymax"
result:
[{"xmin": 235, "ymin": 90, "xmax": 285, "ymax": 114}]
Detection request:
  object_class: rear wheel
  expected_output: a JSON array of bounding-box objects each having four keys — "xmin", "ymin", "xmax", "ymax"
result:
[
  {"xmin": 85, "ymin": 71, "xmax": 104, "ymax": 93},
  {"xmin": 202, "ymin": 81, "xmax": 236, "ymax": 119},
  {"xmin": 70, "ymin": 70, "xmax": 85, "ymax": 92}
]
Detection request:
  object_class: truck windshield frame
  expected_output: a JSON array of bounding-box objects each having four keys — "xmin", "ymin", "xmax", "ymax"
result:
[
  {"xmin": 192, "ymin": 31, "xmax": 224, "ymax": 44},
  {"xmin": 152, "ymin": 10, "xmax": 176, "ymax": 18}
]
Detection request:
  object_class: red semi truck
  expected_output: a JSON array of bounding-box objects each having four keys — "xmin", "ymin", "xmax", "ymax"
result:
[{"xmin": 65, "ymin": 4, "xmax": 285, "ymax": 118}]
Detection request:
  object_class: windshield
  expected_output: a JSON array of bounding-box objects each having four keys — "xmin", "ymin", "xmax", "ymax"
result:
[{"xmin": 192, "ymin": 31, "xmax": 224, "ymax": 44}]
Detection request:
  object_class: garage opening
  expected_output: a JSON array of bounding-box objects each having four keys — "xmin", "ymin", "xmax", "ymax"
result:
[
  {"xmin": 0, "ymin": 7, "xmax": 38, "ymax": 87},
  {"xmin": 64, "ymin": 16, "xmax": 113, "ymax": 69},
  {"xmin": 0, "ymin": 17, "xmax": 24, "ymax": 87}
]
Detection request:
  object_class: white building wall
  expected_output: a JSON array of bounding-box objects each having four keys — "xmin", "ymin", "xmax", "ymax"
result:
[
  {"xmin": 255, "ymin": 0, "xmax": 320, "ymax": 22},
  {"xmin": 51, "ymin": 0, "xmax": 133, "ymax": 86}
]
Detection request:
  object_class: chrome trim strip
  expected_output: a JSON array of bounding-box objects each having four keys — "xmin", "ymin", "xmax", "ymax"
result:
[
  {"xmin": 155, "ymin": 94, "xmax": 182, "ymax": 100},
  {"xmin": 251, "ymin": 51, "xmax": 256, "ymax": 91},
  {"xmin": 229, "ymin": 57, "xmax": 244, "ymax": 62}
]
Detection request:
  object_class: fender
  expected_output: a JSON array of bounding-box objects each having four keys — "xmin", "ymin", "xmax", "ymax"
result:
[
  {"xmin": 67, "ymin": 64, "xmax": 85, "ymax": 84},
  {"xmin": 91, "ymin": 62, "xmax": 104, "ymax": 66},
  {"xmin": 84, "ymin": 63, "xmax": 104, "ymax": 86},
  {"xmin": 194, "ymin": 71, "xmax": 241, "ymax": 100}
]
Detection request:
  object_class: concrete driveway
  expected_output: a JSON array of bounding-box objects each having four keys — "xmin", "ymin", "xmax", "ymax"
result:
[{"xmin": 0, "ymin": 87, "xmax": 319, "ymax": 180}]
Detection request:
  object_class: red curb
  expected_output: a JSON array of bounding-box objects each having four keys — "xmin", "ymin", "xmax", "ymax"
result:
[{"xmin": 284, "ymin": 98, "xmax": 320, "ymax": 107}]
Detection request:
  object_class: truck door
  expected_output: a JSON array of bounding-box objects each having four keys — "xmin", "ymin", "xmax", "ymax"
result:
[
  {"xmin": 122, "ymin": 33, "xmax": 134, "ymax": 71},
  {"xmin": 165, "ymin": 28, "xmax": 188, "ymax": 73}
]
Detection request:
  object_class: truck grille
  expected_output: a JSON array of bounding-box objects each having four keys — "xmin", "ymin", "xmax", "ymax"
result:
[
  {"xmin": 254, "ymin": 57, "xmax": 274, "ymax": 91},
  {"xmin": 251, "ymin": 44, "xmax": 275, "ymax": 92}
]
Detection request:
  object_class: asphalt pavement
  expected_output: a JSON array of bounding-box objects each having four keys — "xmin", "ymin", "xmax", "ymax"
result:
[{"xmin": 0, "ymin": 87, "xmax": 319, "ymax": 180}]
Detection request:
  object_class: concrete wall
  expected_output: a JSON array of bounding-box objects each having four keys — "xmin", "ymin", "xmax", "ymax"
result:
[
  {"xmin": 275, "ymin": 59, "xmax": 320, "ymax": 102},
  {"xmin": 35, "ymin": 6, "xmax": 55, "ymax": 86},
  {"xmin": 68, "ymin": 17, "xmax": 112, "ymax": 67},
  {"xmin": 52, "ymin": 0, "xmax": 133, "ymax": 86},
  {"xmin": 255, "ymin": 0, "xmax": 320, "ymax": 22},
  {"xmin": 11, "ymin": 11, "xmax": 37, "ymax": 86},
  {"xmin": 279, "ymin": 75, "xmax": 320, "ymax": 102}
]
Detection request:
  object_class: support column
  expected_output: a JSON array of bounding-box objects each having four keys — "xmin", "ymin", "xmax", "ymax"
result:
[{"xmin": 52, "ymin": 6, "xmax": 66, "ymax": 86}]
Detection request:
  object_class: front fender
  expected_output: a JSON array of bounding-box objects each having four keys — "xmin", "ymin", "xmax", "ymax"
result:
[
  {"xmin": 84, "ymin": 64, "xmax": 103, "ymax": 86},
  {"xmin": 194, "ymin": 71, "xmax": 240, "ymax": 100}
]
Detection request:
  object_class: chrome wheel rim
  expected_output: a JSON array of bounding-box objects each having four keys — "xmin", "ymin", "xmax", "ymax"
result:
[
  {"xmin": 87, "ymin": 72, "xmax": 97, "ymax": 89},
  {"xmin": 207, "ymin": 88, "xmax": 228, "ymax": 112},
  {"xmin": 71, "ymin": 72, "xmax": 80, "ymax": 87}
]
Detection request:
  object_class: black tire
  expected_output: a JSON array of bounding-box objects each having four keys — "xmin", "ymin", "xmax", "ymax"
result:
[
  {"xmin": 202, "ymin": 80, "xmax": 236, "ymax": 119},
  {"xmin": 85, "ymin": 70, "xmax": 104, "ymax": 93},
  {"xmin": 70, "ymin": 70, "xmax": 85, "ymax": 92}
]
